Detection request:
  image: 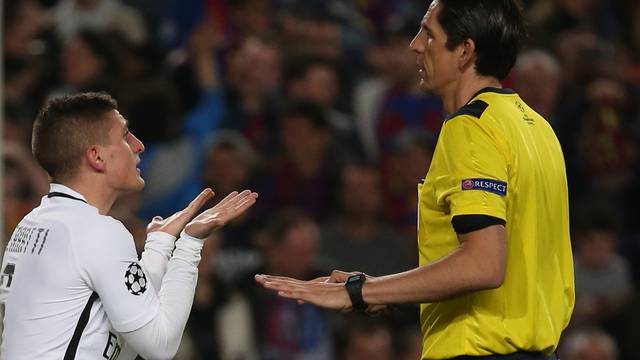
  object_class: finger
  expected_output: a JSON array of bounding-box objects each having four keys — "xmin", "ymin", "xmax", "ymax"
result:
[
  {"xmin": 184, "ymin": 188, "xmax": 215, "ymax": 216},
  {"xmin": 212, "ymin": 191, "xmax": 240, "ymax": 209},
  {"xmin": 329, "ymin": 270, "xmax": 356, "ymax": 283},
  {"xmin": 216, "ymin": 190, "xmax": 254, "ymax": 211},
  {"xmin": 256, "ymin": 274, "xmax": 303, "ymax": 285},
  {"xmin": 153, "ymin": 216, "xmax": 163, "ymax": 222},
  {"xmin": 310, "ymin": 276, "xmax": 330, "ymax": 283},
  {"xmin": 205, "ymin": 194, "xmax": 257, "ymax": 225},
  {"xmin": 262, "ymin": 280, "xmax": 309, "ymax": 292},
  {"xmin": 222, "ymin": 193, "xmax": 258, "ymax": 218}
]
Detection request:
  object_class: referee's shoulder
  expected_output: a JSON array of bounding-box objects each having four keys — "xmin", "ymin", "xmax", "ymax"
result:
[{"xmin": 445, "ymin": 99, "xmax": 489, "ymax": 123}]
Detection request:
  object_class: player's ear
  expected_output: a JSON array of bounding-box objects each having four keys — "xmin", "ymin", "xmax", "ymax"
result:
[
  {"xmin": 85, "ymin": 145, "xmax": 106, "ymax": 172},
  {"xmin": 458, "ymin": 38, "xmax": 476, "ymax": 71}
]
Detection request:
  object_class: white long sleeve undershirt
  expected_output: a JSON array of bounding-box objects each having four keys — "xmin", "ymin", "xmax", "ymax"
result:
[{"xmin": 122, "ymin": 231, "xmax": 203, "ymax": 360}]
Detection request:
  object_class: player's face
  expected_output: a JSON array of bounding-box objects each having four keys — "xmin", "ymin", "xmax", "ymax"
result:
[
  {"xmin": 102, "ymin": 110, "xmax": 145, "ymax": 193},
  {"xmin": 409, "ymin": 1, "xmax": 460, "ymax": 96}
]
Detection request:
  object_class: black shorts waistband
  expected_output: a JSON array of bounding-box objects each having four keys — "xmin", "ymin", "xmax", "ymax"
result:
[{"xmin": 448, "ymin": 351, "xmax": 557, "ymax": 360}]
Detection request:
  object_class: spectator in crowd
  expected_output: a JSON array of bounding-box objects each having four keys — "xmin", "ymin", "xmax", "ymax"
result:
[
  {"xmin": 257, "ymin": 102, "xmax": 342, "ymax": 221},
  {"xmin": 379, "ymin": 130, "xmax": 434, "ymax": 245},
  {"xmin": 237, "ymin": 210, "xmax": 334, "ymax": 360},
  {"xmin": 571, "ymin": 206, "xmax": 634, "ymax": 328},
  {"xmin": 285, "ymin": 56, "xmax": 362, "ymax": 158},
  {"xmin": 2, "ymin": 141, "xmax": 49, "ymax": 239},
  {"xmin": 342, "ymin": 317, "xmax": 394, "ymax": 360},
  {"xmin": 128, "ymin": 21, "xmax": 227, "ymax": 219},
  {"xmin": 3, "ymin": 0, "xmax": 56, "ymax": 113},
  {"xmin": 353, "ymin": 18, "xmax": 443, "ymax": 163},
  {"xmin": 223, "ymin": 36, "xmax": 282, "ymax": 154},
  {"xmin": 320, "ymin": 162, "xmax": 413, "ymax": 276},
  {"xmin": 202, "ymin": 131, "xmax": 263, "ymax": 280},
  {"xmin": 52, "ymin": 29, "xmax": 120, "ymax": 97},
  {"xmin": 53, "ymin": 0, "xmax": 148, "ymax": 46},
  {"xmin": 512, "ymin": 49, "xmax": 562, "ymax": 122},
  {"xmin": 561, "ymin": 327, "xmax": 619, "ymax": 360}
]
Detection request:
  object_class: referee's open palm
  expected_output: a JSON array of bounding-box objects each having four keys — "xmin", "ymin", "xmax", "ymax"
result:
[{"xmin": 185, "ymin": 190, "xmax": 258, "ymax": 239}]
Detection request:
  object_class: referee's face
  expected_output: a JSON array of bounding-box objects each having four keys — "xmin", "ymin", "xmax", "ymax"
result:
[
  {"xmin": 409, "ymin": 0, "xmax": 461, "ymax": 97},
  {"xmin": 102, "ymin": 110, "xmax": 146, "ymax": 193}
]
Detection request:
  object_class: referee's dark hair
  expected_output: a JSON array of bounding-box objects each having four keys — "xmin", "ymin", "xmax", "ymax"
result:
[
  {"xmin": 32, "ymin": 92, "xmax": 118, "ymax": 182},
  {"xmin": 437, "ymin": 0, "xmax": 528, "ymax": 80}
]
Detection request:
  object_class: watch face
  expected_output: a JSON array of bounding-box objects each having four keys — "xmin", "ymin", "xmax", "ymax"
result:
[{"xmin": 347, "ymin": 274, "xmax": 364, "ymax": 284}]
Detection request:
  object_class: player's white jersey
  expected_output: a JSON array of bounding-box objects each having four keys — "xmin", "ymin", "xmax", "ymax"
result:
[{"xmin": 0, "ymin": 184, "xmax": 159, "ymax": 359}]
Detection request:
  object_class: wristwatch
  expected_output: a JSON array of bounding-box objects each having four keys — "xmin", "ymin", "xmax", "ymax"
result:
[{"xmin": 345, "ymin": 273, "xmax": 368, "ymax": 312}]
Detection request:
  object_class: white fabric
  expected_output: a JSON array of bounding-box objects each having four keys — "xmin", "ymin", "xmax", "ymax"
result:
[
  {"xmin": 121, "ymin": 233, "xmax": 203, "ymax": 359},
  {"xmin": 0, "ymin": 184, "xmax": 203, "ymax": 360},
  {"xmin": 140, "ymin": 231, "xmax": 177, "ymax": 292}
]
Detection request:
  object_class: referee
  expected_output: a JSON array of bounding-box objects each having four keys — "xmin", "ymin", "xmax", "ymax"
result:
[{"xmin": 256, "ymin": 1, "xmax": 575, "ymax": 359}]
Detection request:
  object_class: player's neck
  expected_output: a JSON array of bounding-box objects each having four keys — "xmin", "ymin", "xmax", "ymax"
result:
[
  {"xmin": 442, "ymin": 74, "xmax": 502, "ymax": 114},
  {"xmin": 61, "ymin": 177, "xmax": 120, "ymax": 215}
]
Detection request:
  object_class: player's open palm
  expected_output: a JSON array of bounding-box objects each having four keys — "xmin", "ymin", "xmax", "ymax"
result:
[
  {"xmin": 185, "ymin": 190, "xmax": 258, "ymax": 239},
  {"xmin": 147, "ymin": 188, "xmax": 216, "ymax": 237}
]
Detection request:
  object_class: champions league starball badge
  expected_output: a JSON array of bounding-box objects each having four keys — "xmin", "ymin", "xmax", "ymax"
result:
[{"xmin": 124, "ymin": 263, "xmax": 148, "ymax": 295}]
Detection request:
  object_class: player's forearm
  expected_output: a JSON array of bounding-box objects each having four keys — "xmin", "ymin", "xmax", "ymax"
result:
[
  {"xmin": 124, "ymin": 231, "xmax": 203, "ymax": 359},
  {"xmin": 139, "ymin": 232, "xmax": 177, "ymax": 291},
  {"xmin": 363, "ymin": 226, "xmax": 507, "ymax": 305}
]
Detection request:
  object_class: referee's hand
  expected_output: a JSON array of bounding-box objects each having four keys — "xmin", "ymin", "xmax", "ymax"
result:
[
  {"xmin": 185, "ymin": 189, "xmax": 258, "ymax": 239},
  {"xmin": 146, "ymin": 188, "xmax": 216, "ymax": 237}
]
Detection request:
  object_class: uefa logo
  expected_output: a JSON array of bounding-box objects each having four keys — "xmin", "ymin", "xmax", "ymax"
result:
[
  {"xmin": 124, "ymin": 263, "xmax": 148, "ymax": 296},
  {"xmin": 462, "ymin": 180, "xmax": 475, "ymax": 190}
]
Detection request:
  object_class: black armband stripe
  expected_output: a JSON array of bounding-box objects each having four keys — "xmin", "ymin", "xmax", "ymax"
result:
[{"xmin": 451, "ymin": 214, "xmax": 505, "ymax": 234}]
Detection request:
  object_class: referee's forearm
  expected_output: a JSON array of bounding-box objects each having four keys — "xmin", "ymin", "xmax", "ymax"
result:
[{"xmin": 363, "ymin": 225, "xmax": 507, "ymax": 305}]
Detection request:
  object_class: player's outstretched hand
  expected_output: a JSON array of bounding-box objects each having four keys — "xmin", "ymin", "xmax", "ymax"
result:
[
  {"xmin": 147, "ymin": 188, "xmax": 216, "ymax": 237},
  {"xmin": 185, "ymin": 190, "xmax": 258, "ymax": 239}
]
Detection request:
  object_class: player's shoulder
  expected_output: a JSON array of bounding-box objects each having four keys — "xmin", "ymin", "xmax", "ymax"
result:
[
  {"xmin": 60, "ymin": 210, "xmax": 131, "ymax": 250},
  {"xmin": 82, "ymin": 214, "xmax": 130, "ymax": 240}
]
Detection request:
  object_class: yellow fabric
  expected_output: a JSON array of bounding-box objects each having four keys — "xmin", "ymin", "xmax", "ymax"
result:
[{"xmin": 417, "ymin": 89, "xmax": 575, "ymax": 359}]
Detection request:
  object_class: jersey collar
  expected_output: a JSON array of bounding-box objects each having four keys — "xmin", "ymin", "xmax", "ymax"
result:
[
  {"xmin": 48, "ymin": 183, "xmax": 89, "ymax": 203},
  {"xmin": 469, "ymin": 87, "xmax": 515, "ymax": 103}
]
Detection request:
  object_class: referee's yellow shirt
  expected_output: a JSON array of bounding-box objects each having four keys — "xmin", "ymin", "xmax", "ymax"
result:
[{"xmin": 417, "ymin": 88, "xmax": 574, "ymax": 359}]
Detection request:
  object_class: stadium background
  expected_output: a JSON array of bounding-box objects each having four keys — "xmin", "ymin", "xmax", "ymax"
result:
[{"xmin": 2, "ymin": 0, "xmax": 639, "ymax": 358}]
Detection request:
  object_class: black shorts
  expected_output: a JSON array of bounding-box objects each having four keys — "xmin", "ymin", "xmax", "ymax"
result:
[{"xmin": 450, "ymin": 352, "xmax": 558, "ymax": 360}]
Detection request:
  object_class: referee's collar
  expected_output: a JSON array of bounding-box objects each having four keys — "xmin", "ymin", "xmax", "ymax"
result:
[
  {"xmin": 469, "ymin": 87, "xmax": 516, "ymax": 102},
  {"xmin": 49, "ymin": 183, "xmax": 89, "ymax": 203}
]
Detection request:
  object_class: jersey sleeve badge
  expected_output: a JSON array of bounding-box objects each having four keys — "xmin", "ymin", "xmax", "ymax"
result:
[
  {"xmin": 124, "ymin": 263, "xmax": 148, "ymax": 295},
  {"xmin": 461, "ymin": 178, "xmax": 507, "ymax": 196}
]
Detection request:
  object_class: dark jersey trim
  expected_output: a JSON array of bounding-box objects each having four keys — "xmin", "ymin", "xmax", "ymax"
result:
[
  {"xmin": 470, "ymin": 87, "xmax": 515, "ymax": 99},
  {"xmin": 451, "ymin": 214, "xmax": 506, "ymax": 234},
  {"xmin": 64, "ymin": 292, "xmax": 99, "ymax": 360},
  {"xmin": 446, "ymin": 100, "xmax": 489, "ymax": 122},
  {"xmin": 48, "ymin": 192, "xmax": 87, "ymax": 204}
]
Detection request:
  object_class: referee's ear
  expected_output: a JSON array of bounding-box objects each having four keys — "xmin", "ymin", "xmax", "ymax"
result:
[
  {"xmin": 458, "ymin": 38, "xmax": 476, "ymax": 72},
  {"xmin": 85, "ymin": 145, "xmax": 107, "ymax": 173}
]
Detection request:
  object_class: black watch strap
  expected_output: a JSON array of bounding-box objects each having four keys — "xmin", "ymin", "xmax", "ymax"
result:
[{"xmin": 345, "ymin": 273, "xmax": 368, "ymax": 312}]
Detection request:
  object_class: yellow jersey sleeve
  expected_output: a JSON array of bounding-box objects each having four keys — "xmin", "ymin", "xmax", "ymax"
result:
[{"xmin": 435, "ymin": 108, "xmax": 509, "ymax": 221}]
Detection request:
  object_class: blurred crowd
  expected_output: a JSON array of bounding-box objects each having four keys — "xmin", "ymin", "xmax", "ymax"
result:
[{"xmin": 3, "ymin": 0, "xmax": 640, "ymax": 359}]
